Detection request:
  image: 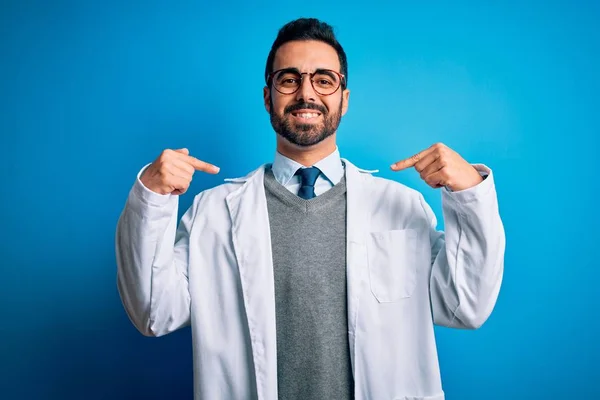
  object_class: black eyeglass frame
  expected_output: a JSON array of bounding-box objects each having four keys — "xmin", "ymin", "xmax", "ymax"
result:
[{"xmin": 266, "ymin": 68, "xmax": 346, "ymax": 96}]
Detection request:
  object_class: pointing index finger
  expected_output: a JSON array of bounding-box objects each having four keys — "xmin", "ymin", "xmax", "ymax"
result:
[
  {"xmin": 391, "ymin": 146, "xmax": 435, "ymax": 171},
  {"xmin": 184, "ymin": 154, "xmax": 220, "ymax": 174}
]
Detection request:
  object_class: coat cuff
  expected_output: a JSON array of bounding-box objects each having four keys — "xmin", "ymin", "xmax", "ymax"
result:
[
  {"xmin": 442, "ymin": 164, "xmax": 495, "ymax": 204},
  {"xmin": 131, "ymin": 163, "xmax": 174, "ymax": 208}
]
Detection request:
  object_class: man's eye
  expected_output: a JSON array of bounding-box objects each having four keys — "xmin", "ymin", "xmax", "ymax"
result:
[{"xmin": 279, "ymin": 77, "xmax": 300, "ymax": 87}]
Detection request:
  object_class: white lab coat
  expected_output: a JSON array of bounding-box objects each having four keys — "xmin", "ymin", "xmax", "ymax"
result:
[{"xmin": 116, "ymin": 158, "xmax": 505, "ymax": 400}]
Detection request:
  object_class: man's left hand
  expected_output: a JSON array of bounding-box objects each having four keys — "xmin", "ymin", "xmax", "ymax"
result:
[{"xmin": 390, "ymin": 143, "xmax": 483, "ymax": 191}]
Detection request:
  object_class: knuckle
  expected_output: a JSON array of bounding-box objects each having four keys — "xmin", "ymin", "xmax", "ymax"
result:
[
  {"xmin": 158, "ymin": 150, "xmax": 172, "ymax": 163},
  {"xmin": 156, "ymin": 160, "xmax": 166, "ymax": 171}
]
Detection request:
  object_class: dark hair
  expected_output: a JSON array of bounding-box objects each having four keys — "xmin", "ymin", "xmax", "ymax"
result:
[{"xmin": 265, "ymin": 18, "xmax": 348, "ymax": 88}]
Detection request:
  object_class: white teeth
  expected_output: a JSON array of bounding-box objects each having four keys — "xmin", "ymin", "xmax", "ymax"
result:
[{"xmin": 296, "ymin": 113, "xmax": 319, "ymax": 119}]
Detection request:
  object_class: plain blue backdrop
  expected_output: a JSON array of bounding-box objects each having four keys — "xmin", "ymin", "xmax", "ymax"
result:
[{"xmin": 1, "ymin": 0, "xmax": 598, "ymax": 399}]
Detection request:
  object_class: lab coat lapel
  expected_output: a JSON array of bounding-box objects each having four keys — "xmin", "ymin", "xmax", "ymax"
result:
[
  {"xmin": 225, "ymin": 165, "xmax": 278, "ymax": 400},
  {"xmin": 343, "ymin": 159, "xmax": 373, "ymax": 376}
]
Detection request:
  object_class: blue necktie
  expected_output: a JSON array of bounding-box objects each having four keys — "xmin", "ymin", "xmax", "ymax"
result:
[{"xmin": 295, "ymin": 167, "xmax": 320, "ymax": 199}]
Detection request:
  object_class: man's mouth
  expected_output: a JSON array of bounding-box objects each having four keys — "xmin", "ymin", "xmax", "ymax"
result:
[{"xmin": 290, "ymin": 110, "xmax": 322, "ymax": 120}]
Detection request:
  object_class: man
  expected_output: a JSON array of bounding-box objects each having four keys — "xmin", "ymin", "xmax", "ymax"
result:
[{"xmin": 116, "ymin": 18, "xmax": 505, "ymax": 400}]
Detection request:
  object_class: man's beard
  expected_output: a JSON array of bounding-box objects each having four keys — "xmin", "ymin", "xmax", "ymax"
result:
[{"xmin": 270, "ymin": 100, "xmax": 343, "ymax": 147}]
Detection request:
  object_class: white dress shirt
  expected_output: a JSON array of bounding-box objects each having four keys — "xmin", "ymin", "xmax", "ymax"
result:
[{"xmin": 270, "ymin": 147, "xmax": 345, "ymax": 197}]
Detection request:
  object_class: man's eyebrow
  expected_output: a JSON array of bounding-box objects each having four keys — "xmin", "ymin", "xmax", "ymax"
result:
[
  {"xmin": 314, "ymin": 68, "xmax": 338, "ymax": 79},
  {"xmin": 276, "ymin": 67, "xmax": 301, "ymax": 74},
  {"xmin": 276, "ymin": 67, "xmax": 339, "ymax": 76}
]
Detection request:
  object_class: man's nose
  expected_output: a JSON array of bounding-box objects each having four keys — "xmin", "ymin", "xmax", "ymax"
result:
[{"xmin": 295, "ymin": 74, "xmax": 317, "ymax": 103}]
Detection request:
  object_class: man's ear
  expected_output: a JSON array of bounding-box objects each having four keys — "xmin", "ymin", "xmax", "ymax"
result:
[
  {"xmin": 263, "ymin": 86, "xmax": 271, "ymax": 113},
  {"xmin": 341, "ymin": 88, "xmax": 350, "ymax": 116}
]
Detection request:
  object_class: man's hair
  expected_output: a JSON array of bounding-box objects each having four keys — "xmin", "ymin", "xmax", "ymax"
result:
[{"xmin": 264, "ymin": 18, "xmax": 348, "ymax": 88}]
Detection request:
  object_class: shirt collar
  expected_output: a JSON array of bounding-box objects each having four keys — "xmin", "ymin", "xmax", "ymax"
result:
[{"xmin": 271, "ymin": 147, "xmax": 345, "ymax": 186}]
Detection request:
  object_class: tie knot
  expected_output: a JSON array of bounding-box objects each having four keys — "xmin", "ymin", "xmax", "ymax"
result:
[{"xmin": 295, "ymin": 167, "xmax": 320, "ymax": 187}]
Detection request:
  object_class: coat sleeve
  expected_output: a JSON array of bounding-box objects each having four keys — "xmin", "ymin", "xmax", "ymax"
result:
[
  {"xmin": 115, "ymin": 167, "xmax": 195, "ymax": 337},
  {"xmin": 422, "ymin": 164, "xmax": 505, "ymax": 329}
]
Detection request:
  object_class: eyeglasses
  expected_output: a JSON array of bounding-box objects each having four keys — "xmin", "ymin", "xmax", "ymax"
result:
[{"xmin": 267, "ymin": 68, "xmax": 346, "ymax": 96}]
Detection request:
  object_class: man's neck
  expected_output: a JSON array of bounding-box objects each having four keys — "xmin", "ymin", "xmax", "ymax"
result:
[{"xmin": 276, "ymin": 135, "xmax": 337, "ymax": 167}]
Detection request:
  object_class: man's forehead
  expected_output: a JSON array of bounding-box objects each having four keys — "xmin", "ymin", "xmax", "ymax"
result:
[{"xmin": 273, "ymin": 40, "xmax": 340, "ymax": 71}]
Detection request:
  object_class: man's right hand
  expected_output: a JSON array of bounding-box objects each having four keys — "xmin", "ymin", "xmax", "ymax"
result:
[{"xmin": 140, "ymin": 148, "xmax": 220, "ymax": 195}]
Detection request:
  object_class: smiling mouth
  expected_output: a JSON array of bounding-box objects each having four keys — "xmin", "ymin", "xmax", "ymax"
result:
[{"xmin": 290, "ymin": 111, "xmax": 322, "ymax": 120}]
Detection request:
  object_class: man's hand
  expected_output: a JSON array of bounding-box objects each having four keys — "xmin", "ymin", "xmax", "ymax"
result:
[
  {"xmin": 140, "ymin": 148, "xmax": 220, "ymax": 195},
  {"xmin": 390, "ymin": 143, "xmax": 483, "ymax": 191}
]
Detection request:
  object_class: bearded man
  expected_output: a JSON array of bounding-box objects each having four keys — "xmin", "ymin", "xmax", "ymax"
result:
[{"xmin": 116, "ymin": 17, "xmax": 505, "ymax": 400}]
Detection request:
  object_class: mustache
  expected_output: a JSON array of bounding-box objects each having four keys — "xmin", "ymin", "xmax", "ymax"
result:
[{"xmin": 284, "ymin": 102, "xmax": 327, "ymax": 115}]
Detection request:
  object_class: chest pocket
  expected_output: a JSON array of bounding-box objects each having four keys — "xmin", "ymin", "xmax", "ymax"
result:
[{"xmin": 367, "ymin": 229, "xmax": 417, "ymax": 303}]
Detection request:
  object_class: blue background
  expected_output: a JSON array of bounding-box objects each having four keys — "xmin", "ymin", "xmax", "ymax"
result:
[{"xmin": 1, "ymin": 0, "xmax": 598, "ymax": 399}]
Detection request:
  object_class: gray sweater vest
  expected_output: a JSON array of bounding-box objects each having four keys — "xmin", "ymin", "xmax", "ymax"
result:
[{"xmin": 263, "ymin": 167, "xmax": 353, "ymax": 400}]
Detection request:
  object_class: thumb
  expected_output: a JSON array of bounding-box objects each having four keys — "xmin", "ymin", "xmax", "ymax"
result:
[{"xmin": 174, "ymin": 148, "xmax": 189, "ymax": 155}]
